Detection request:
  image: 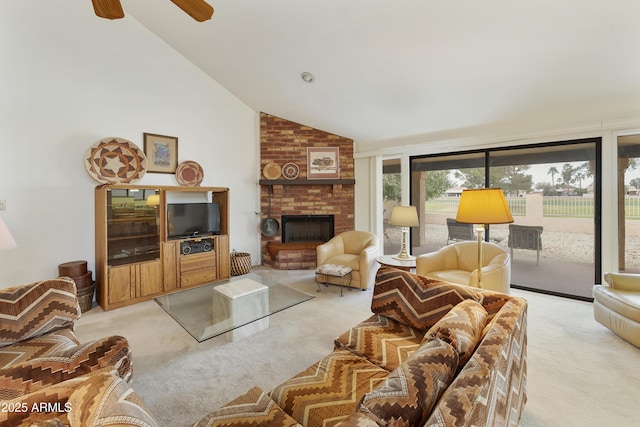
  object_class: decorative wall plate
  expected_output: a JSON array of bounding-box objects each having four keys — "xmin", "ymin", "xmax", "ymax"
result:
[
  {"xmin": 84, "ymin": 137, "xmax": 147, "ymax": 184},
  {"xmin": 263, "ymin": 162, "xmax": 281, "ymax": 180},
  {"xmin": 260, "ymin": 217, "xmax": 280, "ymax": 237},
  {"xmin": 176, "ymin": 160, "xmax": 204, "ymax": 187},
  {"xmin": 282, "ymin": 162, "xmax": 300, "ymax": 180}
]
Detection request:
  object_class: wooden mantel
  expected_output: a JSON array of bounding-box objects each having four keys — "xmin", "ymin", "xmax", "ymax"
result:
[{"xmin": 259, "ymin": 179, "xmax": 355, "ymax": 186}]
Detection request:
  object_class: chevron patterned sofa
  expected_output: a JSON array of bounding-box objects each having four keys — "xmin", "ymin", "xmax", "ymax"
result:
[
  {"xmin": 0, "ymin": 277, "xmax": 158, "ymax": 427},
  {"xmin": 193, "ymin": 267, "xmax": 528, "ymax": 427}
]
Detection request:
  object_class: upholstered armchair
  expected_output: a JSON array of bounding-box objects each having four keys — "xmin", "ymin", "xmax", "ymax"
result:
[
  {"xmin": 593, "ymin": 273, "xmax": 640, "ymax": 347},
  {"xmin": 416, "ymin": 241, "xmax": 511, "ymax": 293},
  {"xmin": 316, "ymin": 230, "xmax": 378, "ymax": 290},
  {"xmin": 0, "ymin": 278, "xmax": 132, "ymax": 403}
]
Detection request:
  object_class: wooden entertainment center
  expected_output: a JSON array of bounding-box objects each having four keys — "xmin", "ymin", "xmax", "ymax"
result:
[{"xmin": 95, "ymin": 184, "xmax": 230, "ymax": 311}]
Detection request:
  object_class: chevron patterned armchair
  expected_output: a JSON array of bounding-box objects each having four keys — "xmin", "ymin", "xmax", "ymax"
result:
[{"xmin": 0, "ymin": 277, "xmax": 157, "ymax": 426}]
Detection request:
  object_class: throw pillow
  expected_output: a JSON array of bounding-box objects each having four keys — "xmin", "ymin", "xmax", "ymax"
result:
[
  {"xmin": 191, "ymin": 386, "xmax": 300, "ymax": 427},
  {"xmin": 0, "ymin": 335, "xmax": 131, "ymax": 398},
  {"xmin": 371, "ymin": 267, "xmax": 484, "ymax": 332},
  {"xmin": 333, "ymin": 411, "xmax": 383, "ymax": 426},
  {"xmin": 423, "ymin": 299, "xmax": 488, "ymax": 366},
  {"xmin": 67, "ymin": 372, "xmax": 159, "ymax": 427},
  {"xmin": 359, "ymin": 338, "xmax": 459, "ymax": 427},
  {"xmin": 0, "ymin": 375, "xmax": 86, "ymax": 426},
  {"xmin": 270, "ymin": 350, "xmax": 389, "ymax": 427},
  {"xmin": 0, "ymin": 329, "xmax": 79, "ymax": 371},
  {"xmin": 0, "ymin": 278, "xmax": 80, "ymax": 348},
  {"xmin": 334, "ymin": 314, "xmax": 424, "ymax": 371}
]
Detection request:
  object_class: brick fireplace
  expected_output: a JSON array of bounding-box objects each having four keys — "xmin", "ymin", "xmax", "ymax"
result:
[{"xmin": 260, "ymin": 113, "xmax": 355, "ymax": 269}]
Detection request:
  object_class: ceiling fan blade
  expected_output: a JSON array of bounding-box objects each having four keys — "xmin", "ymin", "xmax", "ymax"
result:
[
  {"xmin": 92, "ymin": 0, "xmax": 125, "ymax": 19},
  {"xmin": 170, "ymin": 0, "xmax": 214, "ymax": 22}
]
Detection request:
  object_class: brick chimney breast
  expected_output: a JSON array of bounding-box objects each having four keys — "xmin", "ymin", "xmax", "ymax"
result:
[{"xmin": 260, "ymin": 113, "xmax": 355, "ymax": 269}]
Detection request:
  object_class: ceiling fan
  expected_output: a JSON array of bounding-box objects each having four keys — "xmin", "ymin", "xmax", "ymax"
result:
[{"xmin": 92, "ymin": 0, "xmax": 214, "ymax": 22}]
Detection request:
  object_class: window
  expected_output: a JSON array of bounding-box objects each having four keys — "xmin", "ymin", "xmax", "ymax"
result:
[
  {"xmin": 618, "ymin": 134, "xmax": 640, "ymax": 273},
  {"xmin": 382, "ymin": 158, "xmax": 401, "ymax": 255},
  {"xmin": 410, "ymin": 139, "xmax": 600, "ymax": 300}
]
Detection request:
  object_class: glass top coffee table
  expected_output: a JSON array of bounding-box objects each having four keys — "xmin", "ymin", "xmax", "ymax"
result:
[{"xmin": 155, "ymin": 273, "xmax": 314, "ymax": 342}]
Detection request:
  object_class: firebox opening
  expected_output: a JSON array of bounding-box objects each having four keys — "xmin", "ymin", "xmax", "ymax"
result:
[{"xmin": 281, "ymin": 215, "xmax": 334, "ymax": 243}]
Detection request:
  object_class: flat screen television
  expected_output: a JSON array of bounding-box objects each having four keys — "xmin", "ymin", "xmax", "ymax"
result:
[{"xmin": 167, "ymin": 202, "xmax": 220, "ymax": 239}]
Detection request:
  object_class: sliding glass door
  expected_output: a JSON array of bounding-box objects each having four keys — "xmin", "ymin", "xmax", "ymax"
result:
[
  {"xmin": 618, "ymin": 134, "xmax": 640, "ymax": 273},
  {"xmin": 410, "ymin": 139, "xmax": 600, "ymax": 300},
  {"xmin": 489, "ymin": 141, "xmax": 599, "ymax": 299}
]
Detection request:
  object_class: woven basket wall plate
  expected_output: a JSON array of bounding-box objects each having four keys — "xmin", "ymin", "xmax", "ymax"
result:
[
  {"xmin": 176, "ymin": 160, "xmax": 204, "ymax": 186},
  {"xmin": 84, "ymin": 137, "xmax": 147, "ymax": 184},
  {"xmin": 282, "ymin": 162, "xmax": 300, "ymax": 180},
  {"xmin": 263, "ymin": 162, "xmax": 281, "ymax": 180}
]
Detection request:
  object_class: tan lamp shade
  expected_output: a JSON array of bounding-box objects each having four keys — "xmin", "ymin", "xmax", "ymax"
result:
[
  {"xmin": 390, "ymin": 206, "xmax": 419, "ymax": 260},
  {"xmin": 390, "ymin": 206, "xmax": 419, "ymax": 227},
  {"xmin": 455, "ymin": 188, "xmax": 514, "ymax": 225},
  {"xmin": 0, "ymin": 217, "xmax": 17, "ymax": 250}
]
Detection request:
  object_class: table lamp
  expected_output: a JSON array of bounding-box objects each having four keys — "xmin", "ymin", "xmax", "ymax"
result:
[
  {"xmin": 0, "ymin": 217, "xmax": 17, "ymax": 250},
  {"xmin": 146, "ymin": 194, "xmax": 160, "ymax": 207},
  {"xmin": 390, "ymin": 205, "xmax": 419, "ymax": 260},
  {"xmin": 455, "ymin": 188, "xmax": 513, "ymax": 288}
]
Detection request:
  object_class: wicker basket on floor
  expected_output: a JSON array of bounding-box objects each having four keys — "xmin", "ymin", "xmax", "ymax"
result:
[
  {"xmin": 230, "ymin": 252, "xmax": 251, "ymax": 276},
  {"xmin": 77, "ymin": 283, "xmax": 96, "ymax": 313}
]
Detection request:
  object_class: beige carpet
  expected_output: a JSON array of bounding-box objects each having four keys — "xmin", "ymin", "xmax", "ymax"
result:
[{"xmin": 75, "ymin": 267, "xmax": 640, "ymax": 427}]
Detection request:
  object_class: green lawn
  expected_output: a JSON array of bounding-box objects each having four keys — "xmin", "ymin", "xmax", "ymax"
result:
[{"xmin": 424, "ymin": 196, "xmax": 640, "ymax": 219}]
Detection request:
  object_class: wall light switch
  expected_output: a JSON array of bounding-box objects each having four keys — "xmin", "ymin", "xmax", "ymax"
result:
[{"xmin": 0, "ymin": 200, "xmax": 5, "ymax": 211}]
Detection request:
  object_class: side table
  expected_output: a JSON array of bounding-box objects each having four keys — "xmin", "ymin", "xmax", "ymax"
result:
[{"xmin": 376, "ymin": 255, "xmax": 416, "ymax": 272}]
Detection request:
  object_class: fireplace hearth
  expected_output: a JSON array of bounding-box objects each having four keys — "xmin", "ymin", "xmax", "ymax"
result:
[{"xmin": 281, "ymin": 215, "xmax": 334, "ymax": 243}]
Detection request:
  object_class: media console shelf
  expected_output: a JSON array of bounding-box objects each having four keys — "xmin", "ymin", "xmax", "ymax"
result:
[{"xmin": 95, "ymin": 184, "xmax": 230, "ymax": 311}]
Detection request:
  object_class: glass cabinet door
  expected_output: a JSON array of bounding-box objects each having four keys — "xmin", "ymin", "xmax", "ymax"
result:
[{"xmin": 106, "ymin": 188, "xmax": 160, "ymax": 266}]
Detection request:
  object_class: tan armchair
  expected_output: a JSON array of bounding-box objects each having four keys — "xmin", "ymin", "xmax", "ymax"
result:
[
  {"xmin": 593, "ymin": 273, "xmax": 640, "ymax": 347},
  {"xmin": 316, "ymin": 230, "xmax": 378, "ymax": 290},
  {"xmin": 416, "ymin": 241, "xmax": 511, "ymax": 293}
]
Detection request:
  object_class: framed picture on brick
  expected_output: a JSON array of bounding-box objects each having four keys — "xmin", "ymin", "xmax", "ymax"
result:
[{"xmin": 307, "ymin": 147, "xmax": 339, "ymax": 179}]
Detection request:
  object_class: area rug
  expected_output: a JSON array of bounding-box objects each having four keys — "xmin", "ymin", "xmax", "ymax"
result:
[{"xmin": 154, "ymin": 273, "xmax": 314, "ymax": 342}]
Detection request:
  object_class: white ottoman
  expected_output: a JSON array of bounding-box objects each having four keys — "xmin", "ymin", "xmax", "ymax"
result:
[
  {"xmin": 212, "ymin": 278, "xmax": 269, "ymax": 341},
  {"xmin": 315, "ymin": 264, "xmax": 353, "ymax": 297}
]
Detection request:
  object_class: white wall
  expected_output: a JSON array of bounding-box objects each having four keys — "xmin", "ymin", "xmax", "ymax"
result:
[{"xmin": 0, "ymin": 2, "xmax": 261, "ymax": 286}]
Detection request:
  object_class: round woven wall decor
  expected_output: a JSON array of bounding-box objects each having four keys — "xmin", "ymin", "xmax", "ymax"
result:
[
  {"xmin": 282, "ymin": 162, "xmax": 300, "ymax": 180},
  {"xmin": 84, "ymin": 137, "xmax": 147, "ymax": 184},
  {"xmin": 176, "ymin": 160, "xmax": 204, "ymax": 186},
  {"xmin": 263, "ymin": 162, "xmax": 281, "ymax": 180}
]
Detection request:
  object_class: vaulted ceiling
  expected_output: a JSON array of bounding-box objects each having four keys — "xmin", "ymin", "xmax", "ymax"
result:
[{"xmin": 122, "ymin": 0, "xmax": 640, "ymax": 151}]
